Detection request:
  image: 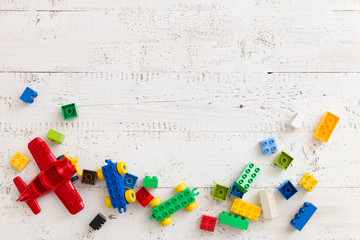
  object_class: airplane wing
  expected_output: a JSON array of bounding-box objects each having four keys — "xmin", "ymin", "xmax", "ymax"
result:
[
  {"xmin": 28, "ymin": 137, "xmax": 57, "ymax": 171},
  {"xmin": 55, "ymin": 180, "xmax": 85, "ymax": 215}
]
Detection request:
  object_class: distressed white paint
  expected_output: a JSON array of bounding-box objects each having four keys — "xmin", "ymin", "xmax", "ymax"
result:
[{"xmin": 0, "ymin": 0, "xmax": 360, "ymax": 239}]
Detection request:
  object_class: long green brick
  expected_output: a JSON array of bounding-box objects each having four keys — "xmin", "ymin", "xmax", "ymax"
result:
[
  {"xmin": 234, "ymin": 162, "xmax": 260, "ymax": 193},
  {"xmin": 219, "ymin": 211, "xmax": 249, "ymax": 230}
]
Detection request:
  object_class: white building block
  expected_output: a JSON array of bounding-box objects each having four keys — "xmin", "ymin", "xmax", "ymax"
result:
[
  {"xmin": 290, "ymin": 113, "xmax": 304, "ymax": 129},
  {"xmin": 259, "ymin": 188, "xmax": 278, "ymax": 219}
]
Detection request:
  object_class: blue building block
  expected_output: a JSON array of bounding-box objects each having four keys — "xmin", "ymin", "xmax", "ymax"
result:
[
  {"xmin": 291, "ymin": 202, "xmax": 317, "ymax": 231},
  {"xmin": 20, "ymin": 87, "xmax": 38, "ymax": 103},
  {"xmin": 123, "ymin": 173, "xmax": 138, "ymax": 189},
  {"xmin": 278, "ymin": 180, "xmax": 298, "ymax": 200},
  {"xmin": 260, "ymin": 138, "xmax": 278, "ymax": 154},
  {"xmin": 229, "ymin": 182, "xmax": 244, "ymax": 199}
]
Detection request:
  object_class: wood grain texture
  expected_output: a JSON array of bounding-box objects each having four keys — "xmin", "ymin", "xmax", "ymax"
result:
[{"xmin": 0, "ymin": 1, "xmax": 360, "ymax": 239}]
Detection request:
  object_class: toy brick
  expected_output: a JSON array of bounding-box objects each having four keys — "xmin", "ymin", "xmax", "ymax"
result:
[
  {"xmin": 61, "ymin": 103, "xmax": 78, "ymax": 120},
  {"xmin": 278, "ymin": 180, "xmax": 298, "ymax": 200},
  {"xmin": 81, "ymin": 169, "xmax": 97, "ymax": 185},
  {"xmin": 229, "ymin": 182, "xmax": 244, "ymax": 199},
  {"xmin": 290, "ymin": 113, "xmax": 304, "ymax": 129},
  {"xmin": 274, "ymin": 151, "xmax": 294, "ymax": 170},
  {"xmin": 314, "ymin": 112, "xmax": 340, "ymax": 142},
  {"xmin": 143, "ymin": 176, "xmax": 158, "ymax": 188},
  {"xmin": 234, "ymin": 162, "xmax": 260, "ymax": 193},
  {"xmin": 219, "ymin": 211, "xmax": 249, "ymax": 230},
  {"xmin": 212, "ymin": 184, "xmax": 230, "ymax": 201},
  {"xmin": 123, "ymin": 173, "xmax": 138, "ymax": 189},
  {"xmin": 259, "ymin": 188, "xmax": 278, "ymax": 219},
  {"xmin": 290, "ymin": 202, "xmax": 317, "ymax": 231},
  {"xmin": 89, "ymin": 213, "xmax": 107, "ymax": 230},
  {"xmin": 230, "ymin": 198, "xmax": 261, "ymax": 221},
  {"xmin": 260, "ymin": 138, "xmax": 278, "ymax": 154},
  {"xmin": 200, "ymin": 215, "xmax": 217, "ymax": 232},
  {"xmin": 10, "ymin": 152, "xmax": 30, "ymax": 171},
  {"xmin": 20, "ymin": 87, "xmax": 38, "ymax": 103},
  {"xmin": 136, "ymin": 187, "xmax": 154, "ymax": 207},
  {"xmin": 299, "ymin": 173, "xmax": 319, "ymax": 192},
  {"xmin": 47, "ymin": 129, "xmax": 65, "ymax": 143}
]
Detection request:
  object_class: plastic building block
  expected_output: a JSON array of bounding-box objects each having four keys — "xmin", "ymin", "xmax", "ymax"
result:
[
  {"xmin": 278, "ymin": 180, "xmax": 298, "ymax": 200},
  {"xmin": 259, "ymin": 188, "xmax": 278, "ymax": 219},
  {"xmin": 10, "ymin": 152, "xmax": 30, "ymax": 171},
  {"xmin": 290, "ymin": 202, "xmax": 317, "ymax": 231},
  {"xmin": 229, "ymin": 182, "xmax": 244, "ymax": 199},
  {"xmin": 89, "ymin": 213, "xmax": 106, "ymax": 230},
  {"xmin": 20, "ymin": 87, "xmax": 38, "ymax": 103},
  {"xmin": 219, "ymin": 211, "xmax": 249, "ymax": 230},
  {"xmin": 234, "ymin": 162, "xmax": 260, "ymax": 193},
  {"xmin": 13, "ymin": 137, "xmax": 84, "ymax": 215},
  {"xmin": 71, "ymin": 174, "xmax": 80, "ymax": 182},
  {"xmin": 260, "ymin": 138, "xmax": 278, "ymax": 154},
  {"xmin": 230, "ymin": 198, "xmax": 261, "ymax": 221},
  {"xmin": 290, "ymin": 113, "xmax": 304, "ymax": 129},
  {"xmin": 123, "ymin": 173, "xmax": 138, "ymax": 189},
  {"xmin": 82, "ymin": 169, "xmax": 97, "ymax": 185},
  {"xmin": 299, "ymin": 173, "xmax": 319, "ymax": 192},
  {"xmin": 47, "ymin": 129, "xmax": 65, "ymax": 143},
  {"xmin": 136, "ymin": 187, "xmax": 154, "ymax": 207},
  {"xmin": 61, "ymin": 103, "xmax": 78, "ymax": 120},
  {"xmin": 274, "ymin": 151, "xmax": 294, "ymax": 170},
  {"xmin": 314, "ymin": 112, "xmax": 340, "ymax": 142},
  {"xmin": 143, "ymin": 176, "xmax": 158, "ymax": 188},
  {"xmin": 150, "ymin": 182, "xmax": 199, "ymax": 227},
  {"xmin": 200, "ymin": 215, "xmax": 217, "ymax": 232},
  {"xmin": 212, "ymin": 184, "xmax": 230, "ymax": 201}
]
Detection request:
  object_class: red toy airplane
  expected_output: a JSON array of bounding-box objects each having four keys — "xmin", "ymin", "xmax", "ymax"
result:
[{"xmin": 13, "ymin": 137, "xmax": 85, "ymax": 215}]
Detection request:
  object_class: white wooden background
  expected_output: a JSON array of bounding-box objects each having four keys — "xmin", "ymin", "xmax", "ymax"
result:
[{"xmin": 1, "ymin": 0, "xmax": 360, "ymax": 239}]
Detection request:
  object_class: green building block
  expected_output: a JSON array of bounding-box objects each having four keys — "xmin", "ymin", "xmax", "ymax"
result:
[
  {"xmin": 274, "ymin": 151, "xmax": 294, "ymax": 170},
  {"xmin": 234, "ymin": 162, "xmax": 260, "ymax": 193},
  {"xmin": 47, "ymin": 129, "xmax": 65, "ymax": 143},
  {"xmin": 143, "ymin": 176, "xmax": 158, "ymax": 188},
  {"xmin": 150, "ymin": 188, "xmax": 199, "ymax": 222},
  {"xmin": 61, "ymin": 103, "xmax": 78, "ymax": 120},
  {"xmin": 212, "ymin": 184, "xmax": 230, "ymax": 201},
  {"xmin": 219, "ymin": 211, "xmax": 249, "ymax": 230}
]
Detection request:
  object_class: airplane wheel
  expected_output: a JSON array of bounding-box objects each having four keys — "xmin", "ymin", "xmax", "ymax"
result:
[
  {"xmin": 116, "ymin": 162, "xmax": 128, "ymax": 175},
  {"xmin": 160, "ymin": 216, "xmax": 173, "ymax": 227},
  {"xmin": 150, "ymin": 197, "xmax": 162, "ymax": 208},
  {"xmin": 185, "ymin": 202, "xmax": 198, "ymax": 212},
  {"xmin": 174, "ymin": 182, "xmax": 187, "ymax": 192},
  {"xmin": 97, "ymin": 168, "xmax": 105, "ymax": 180},
  {"xmin": 105, "ymin": 196, "xmax": 113, "ymax": 208},
  {"xmin": 125, "ymin": 189, "xmax": 136, "ymax": 203}
]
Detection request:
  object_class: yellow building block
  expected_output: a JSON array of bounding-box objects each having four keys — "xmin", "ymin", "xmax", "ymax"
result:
[
  {"xmin": 230, "ymin": 198, "xmax": 261, "ymax": 221},
  {"xmin": 10, "ymin": 152, "xmax": 30, "ymax": 171},
  {"xmin": 314, "ymin": 112, "xmax": 340, "ymax": 142},
  {"xmin": 299, "ymin": 173, "xmax": 319, "ymax": 192}
]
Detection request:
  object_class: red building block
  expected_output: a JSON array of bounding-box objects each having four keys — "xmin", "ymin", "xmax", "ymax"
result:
[
  {"xmin": 136, "ymin": 187, "xmax": 154, "ymax": 207},
  {"xmin": 200, "ymin": 215, "xmax": 217, "ymax": 232}
]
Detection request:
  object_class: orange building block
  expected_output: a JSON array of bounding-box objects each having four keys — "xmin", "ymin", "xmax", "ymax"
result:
[
  {"xmin": 230, "ymin": 198, "xmax": 261, "ymax": 221},
  {"xmin": 299, "ymin": 173, "xmax": 319, "ymax": 192},
  {"xmin": 314, "ymin": 112, "xmax": 340, "ymax": 142}
]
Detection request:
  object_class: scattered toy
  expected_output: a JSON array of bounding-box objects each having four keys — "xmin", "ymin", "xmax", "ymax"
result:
[
  {"xmin": 143, "ymin": 176, "xmax": 158, "ymax": 188},
  {"xmin": 82, "ymin": 169, "xmax": 97, "ymax": 185},
  {"xmin": 229, "ymin": 182, "xmax": 244, "ymax": 199},
  {"xmin": 123, "ymin": 173, "xmax": 138, "ymax": 189},
  {"xmin": 260, "ymin": 138, "xmax": 278, "ymax": 154},
  {"xmin": 61, "ymin": 103, "xmax": 78, "ymax": 120},
  {"xmin": 230, "ymin": 198, "xmax": 261, "ymax": 221},
  {"xmin": 314, "ymin": 111, "xmax": 340, "ymax": 142},
  {"xmin": 234, "ymin": 162, "xmax": 260, "ymax": 193},
  {"xmin": 212, "ymin": 184, "xmax": 230, "ymax": 201},
  {"xmin": 274, "ymin": 151, "xmax": 294, "ymax": 170},
  {"xmin": 20, "ymin": 87, "xmax": 38, "ymax": 103},
  {"xmin": 259, "ymin": 188, "xmax": 278, "ymax": 219},
  {"xmin": 299, "ymin": 173, "xmax": 319, "ymax": 192},
  {"xmin": 290, "ymin": 202, "xmax": 317, "ymax": 231},
  {"xmin": 219, "ymin": 211, "xmax": 249, "ymax": 230},
  {"xmin": 290, "ymin": 113, "xmax": 304, "ymax": 129},
  {"xmin": 136, "ymin": 187, "xmax": 154, "ymax": 207},
  {"xmin": 10, "ymin": 151, "xmax": 30, "ymax": 171},
  {"xmin": 47, "ymin": 129, "xmax": 65, "ymax": 143},
  {"xmin": 278, "ymin": 180, "xmax": 298, "ymax": 200},
  {"xmin": 89, "ymin": 213, "xmax": 107, "ymax": 230}
]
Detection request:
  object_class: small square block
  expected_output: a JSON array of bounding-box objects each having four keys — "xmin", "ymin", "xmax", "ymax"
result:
[
  {"xmin": 200, "ymin": 215, "xmax": 217, "ymax": 232},
  {"xmin": 10, "ymin": 151, "xmax": 30, "ymax": 171},
  {"xmin": 89, "ymin": 213, "xmax": 106, "ymax": 230},
  {"xmin": 290, "ymin": 113, "xmax": 304, "ymax": 129},
  {"xmin": 81, "ymin": 169, "xmax": 97, "ymax": 185},
  {"xmin": 278, "ymin": 180, "xmax": 298, "ymax": 200},
  {"xmin": 260, "ymin": 138, "xmax": 278, "ymax": 154},
  {"xmin": 299, "ymin": 173, "xmax": 319, "ymax": 192},
  {"xmin": 61, "ymin": 103, "xmax": 78, "ymax": 120},
  {"xmin": 136, "ymin": 187, "xmax": 154, "ymax": 207},
  {"xmin": 123, "ymin": 173, "xmax": 138, "ymax": 189},
  {"xmin": 20, "ymin": 87, "xmax": 38, "ymax": 103},
  {"xmin": 274, "ymin": 151, "xmax": 294, "ymax": 170},
  {"xmin": 212, "ymin": 184, "xmax": 230, "ymax": 201},
  {"xmin": 47, "ymin": 129, "xmax": 65, "ymax": 143},
  {"xmin": 229, "ymin": 182, "xmax": 244, "ymax": 199},
  {"xmin": 143, "ymin": 176, "xmax": 158, "ymax": 188}
]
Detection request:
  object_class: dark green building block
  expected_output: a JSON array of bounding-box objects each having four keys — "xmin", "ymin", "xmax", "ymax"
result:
[
  {"xmin": 234, "ymin": 162, "xmax": 260, "ymax": 193},
  {"xmin": 143, "ymin": 176, "xmax": 158, "ymax": 188},
  {"xmin": 47, "ymin": 129, "xmax": 65, "ymax": 143},
  {"xmin": 212, "ymin": 184, "xmax": 230, "ymax": 201},
  {"xmin": 150, "ymin": 188, "xmax": 199, "ymax": 222},
  {"xmin": 219, "ymin": 211, "xmax": 249, "ymax": 230},
  {"xmin": 61, "ymin": 103, "xmax": 78, "ymax": 120},
  {"xmin": 274, "ymin": 151, "xmax": 294, "ymax": 170}
]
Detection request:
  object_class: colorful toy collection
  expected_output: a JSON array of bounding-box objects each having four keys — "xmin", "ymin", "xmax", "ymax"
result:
[{"xmin": 12, "ymin": 87, "xmax": 340, "ymax": 233}]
